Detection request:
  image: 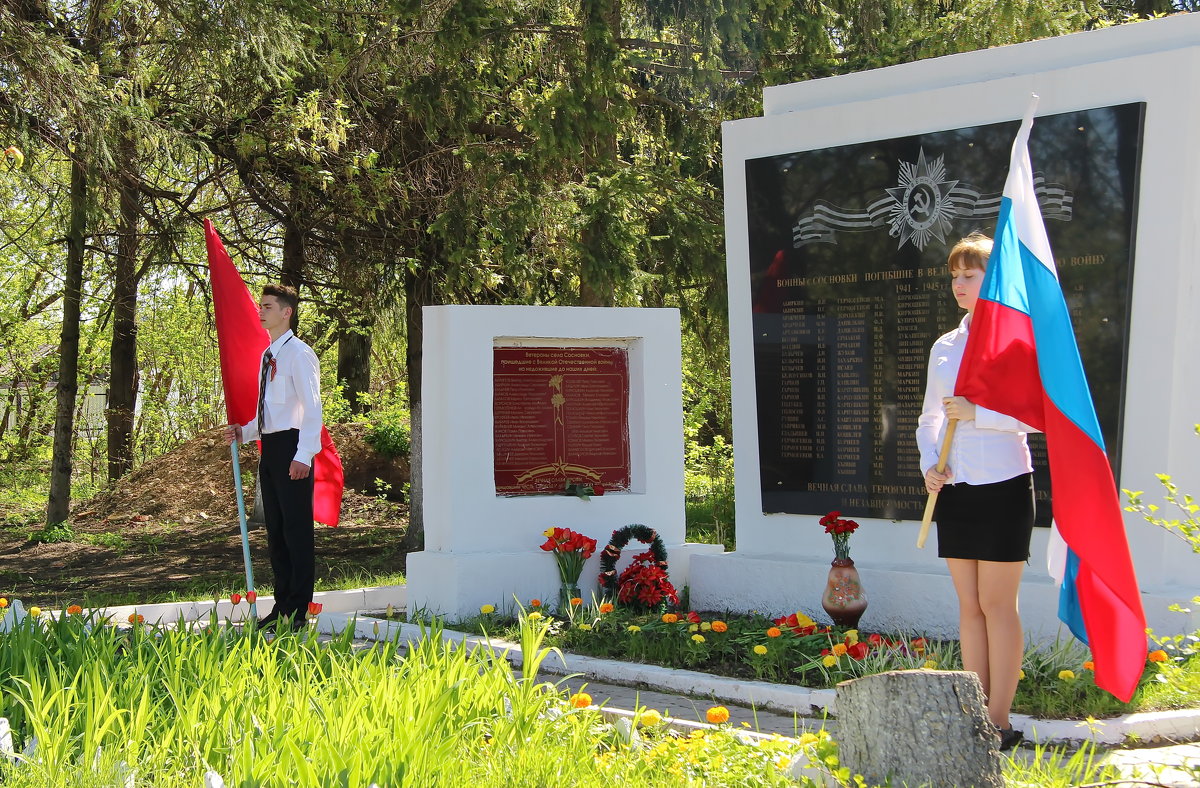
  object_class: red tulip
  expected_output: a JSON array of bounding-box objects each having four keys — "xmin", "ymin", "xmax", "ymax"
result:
[
  {"xmin": 246, "ymin": 590, "xmax": 257, "ymax": 604},
  {"xmin": 307, "ymin": 602, "xmax": 323, "ymax": 616},
  {"xmin": 848, "ymin": 642, "xmax": 870, "ymax": 660},
  {"xmin": 230, "ymin": 593, "xmax": 242, "ymax": 605},
  {"xmin": 687, "ymin": 611, "xmax": 701, "ymax": 624}
]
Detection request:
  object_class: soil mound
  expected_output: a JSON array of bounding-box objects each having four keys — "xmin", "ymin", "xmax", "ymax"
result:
[{"xmin": 71, "ymin": 422, "xmax": 409, "ymax": 530}]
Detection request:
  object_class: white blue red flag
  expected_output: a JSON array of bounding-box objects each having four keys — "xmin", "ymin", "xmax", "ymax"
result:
[{"xmin": 954, "ymin": 98, "xmax": 1146, "ymax": 701}]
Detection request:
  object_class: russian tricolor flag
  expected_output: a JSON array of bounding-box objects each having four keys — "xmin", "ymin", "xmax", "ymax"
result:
[{"xmin": 954, "ymin": 98, "xmax": 1147, "ymax": 701}]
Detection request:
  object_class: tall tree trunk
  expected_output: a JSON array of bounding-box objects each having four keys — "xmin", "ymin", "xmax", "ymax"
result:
[
  {"xmin": 107, "ymin": 132, "xmax": 139, "ymax": 481},
  {"xmin": 402, "ymin": 264, "xmax": 433, "ymax": 552},
  {"xmin": 336, "ymin": 315, "xmax": 373, "ymax": 414},
  {"xmin": 46, "ymin": 153, "xmax": 87, "ymax": 525},
  {"xmin": 578, "ymin": 0, "xmax": 621, "ymax": 306},
  {"xmin": 281, "ymin": 214, "xmax": 305, "ymax": 290}
]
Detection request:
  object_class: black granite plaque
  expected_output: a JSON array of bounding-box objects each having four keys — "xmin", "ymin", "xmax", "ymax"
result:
[{"xmin": 746, "ymin": 103, "xmax": 1144, "ymax": 524}]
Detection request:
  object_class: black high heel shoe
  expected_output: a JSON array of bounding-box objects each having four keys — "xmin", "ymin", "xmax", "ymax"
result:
[{"xmin": 996, "ymin": 725, "xmax": 1024, "ymax": 751}]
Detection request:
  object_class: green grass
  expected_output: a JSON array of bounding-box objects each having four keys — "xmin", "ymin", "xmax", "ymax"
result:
[
  {"xmin": 4, "ymin": 571, "xmax": 410, "ymax": 611},
  {"xmin": 0, "ymin": 613, "xmax": 809, "ymax": 787}
]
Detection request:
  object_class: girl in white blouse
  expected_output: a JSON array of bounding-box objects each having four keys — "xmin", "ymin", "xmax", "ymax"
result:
[{"xmin": 917, "ymin": 232, "xmax": 1036, "ymax": 751}]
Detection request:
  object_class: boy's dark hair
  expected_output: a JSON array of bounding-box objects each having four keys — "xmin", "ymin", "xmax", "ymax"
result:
[{"xmin": 262, "ymin": 284, "xmax": 300, "ymax": 331}]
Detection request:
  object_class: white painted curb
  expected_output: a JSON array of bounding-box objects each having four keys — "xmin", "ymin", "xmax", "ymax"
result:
[
  {"xmin": 312, "ymin": 611, "xmax": 1198, "ymax": 747},
  {"xmin": 14, "ymin": 589, "xmax": 1195, "ymax": 747}
]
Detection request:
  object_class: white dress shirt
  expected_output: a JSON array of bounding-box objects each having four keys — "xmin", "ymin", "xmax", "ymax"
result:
[
  {"xmin": 916, "ymin": 315, "xmax": 1036, "ymax": 485},
  {"xmin": 242, "ymin": 329, "xmax": 323, "ymax": 466}
]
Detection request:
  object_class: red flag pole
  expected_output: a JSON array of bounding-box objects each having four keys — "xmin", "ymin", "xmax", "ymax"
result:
[
  {"xmin": 229, "ymin": 439, "xmax": 258, "ymax": 620},
  {"xmin": 206, "ymin": 219, "xmax": 265, "ymax": 621}
]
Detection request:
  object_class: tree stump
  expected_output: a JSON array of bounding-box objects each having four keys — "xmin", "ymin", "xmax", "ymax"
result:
[{"xmin": 835, "ymin": 669, "xmax": 1002, "ymax": 788}]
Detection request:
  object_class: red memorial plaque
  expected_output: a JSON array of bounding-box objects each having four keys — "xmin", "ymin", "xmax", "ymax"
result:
[{"xmin": 493, "ymin": 346, "xmax": 631, "ymax": 495}]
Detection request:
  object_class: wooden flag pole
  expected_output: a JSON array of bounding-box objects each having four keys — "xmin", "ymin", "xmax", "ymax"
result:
[{"xmin": 917, "ymin": 419, "xmax": 958, "ymax": 549}]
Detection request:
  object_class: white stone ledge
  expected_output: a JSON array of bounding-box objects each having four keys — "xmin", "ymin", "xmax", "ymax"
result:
[{"xmin": 318, "ymin": 612, "xmax": 1198, "ymax": 746}]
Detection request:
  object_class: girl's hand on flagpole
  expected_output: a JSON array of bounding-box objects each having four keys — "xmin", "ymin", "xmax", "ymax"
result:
[
  {"xmin": 925, "ymin": 466, "xmax": 952, "ymax": 494},
  {"xmin": 943, "ymin": 396, "xmax": 976, "ymax": 422},
  {"xmin": 225, "ymin": 424, "xmax": 243, "ymax": 445}
]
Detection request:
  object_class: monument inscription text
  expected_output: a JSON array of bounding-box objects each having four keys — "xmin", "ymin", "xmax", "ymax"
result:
[{"xmin": 493, "ymin": 346, "xmax": 631, "ymax": 494}]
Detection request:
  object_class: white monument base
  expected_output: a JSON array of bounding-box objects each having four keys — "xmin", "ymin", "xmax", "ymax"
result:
[
  {"xmin": 408, "ymin": 542, "xmax": 724, "ymax": 621},
  {"xmin": 689, "ymin": 552, "xmax": 1200, "ymax": 643}
]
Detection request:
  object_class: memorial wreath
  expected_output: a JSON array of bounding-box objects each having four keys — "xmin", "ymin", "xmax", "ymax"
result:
[{"xmin": 598, "ymin": 524, "xmax": 678, "ymax": 609}]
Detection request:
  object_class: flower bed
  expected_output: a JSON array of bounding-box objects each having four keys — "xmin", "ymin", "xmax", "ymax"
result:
[{"xmin": 468, "ymin": 599, "xmax": 1200, "ymax": 721}]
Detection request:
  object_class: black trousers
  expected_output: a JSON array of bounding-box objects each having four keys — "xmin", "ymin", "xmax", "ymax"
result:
[{"xmin": 259, "ymin": 429, "xmax": 315, "ymax": 620}]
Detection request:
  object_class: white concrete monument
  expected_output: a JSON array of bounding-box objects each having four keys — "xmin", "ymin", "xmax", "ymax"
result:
[
  {"xmin": 407, "ymin": 305, "xmax": 721, "ymax": 619},
  {"xmin": 691, "ymin": 13, "xmax": 1200, "ymax": 641}
]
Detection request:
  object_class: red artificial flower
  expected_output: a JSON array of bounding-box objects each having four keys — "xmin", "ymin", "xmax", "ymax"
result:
[
  {"xmin": 847, "ymin": 642, "xmax": 870, "ymax": 660},
  {"xmin": 230, "ymin": 592, "xmax": 242, "ymax": 605},
  {"xmin": 772, "ymin": 613, "xmax": 818, "ymax": 637}
]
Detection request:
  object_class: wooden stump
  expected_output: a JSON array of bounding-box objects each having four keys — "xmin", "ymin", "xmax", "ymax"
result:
[{"xmin": 835, "ymin": 669, "xmax": 1003, "ymax": 788}]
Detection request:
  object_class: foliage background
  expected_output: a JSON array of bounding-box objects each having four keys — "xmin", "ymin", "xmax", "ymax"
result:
[{"xmin": 0, "ymin": 1, "xmax": 1191, "ymax": 537}]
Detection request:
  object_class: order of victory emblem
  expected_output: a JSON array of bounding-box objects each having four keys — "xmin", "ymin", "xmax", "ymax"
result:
[{"xmin": 791, "ymin": 147, "xmax": 1072, "ymax": 252}]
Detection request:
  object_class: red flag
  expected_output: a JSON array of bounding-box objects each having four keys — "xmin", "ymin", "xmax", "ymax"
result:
[{"xmin": 205, "ymin": 219, "xmax": 344, "ymax": 526}]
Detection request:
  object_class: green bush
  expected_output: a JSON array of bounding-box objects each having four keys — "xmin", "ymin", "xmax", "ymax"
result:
[{"xmin": 361, "ymin": 386, "xmax": 411, "ymax": 458}]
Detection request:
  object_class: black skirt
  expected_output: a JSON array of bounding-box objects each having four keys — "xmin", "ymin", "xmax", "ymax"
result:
[{"xmin": 935, "ymin": 473, "xmax": 1035, "ymax": 562}]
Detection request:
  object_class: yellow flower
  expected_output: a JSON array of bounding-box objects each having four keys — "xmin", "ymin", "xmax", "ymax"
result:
[
  {"xmin": 1148, "ymin": 650, "xmax": 1169, "ymax": 663},
  {"xmin": 822, "ymin": 655, "xmax": 838, "ymax": 668},
  {"xmin": 1019, "ymin": 669, "xmax": 1026, "ymax": 680},
  {"xmin": 527, "ymin": 611, "xmax": 544, "ymax": 621},
  {"xmin": 689, "ymin": 623, "xmax": 699, "ymax": 632},
  {"xmin": 711, "ymin": 620, "xmax": 728, "ymax": 633},
  {"xmin": 753, "ymin": 644, "xmax": 768, "ymax": 656},
  {"xmin": 543, "ymin": 528, "xmax": 555, "ymax": 537},
  {"xmin": 798, "ymin": 732, "xmax": 819, "ymax": 746},
  {"xmin": 578, "ymin": 623, "xmax": 593, "ymax": 631},
  {"xmin": 599, "ymin": 603, "xmax": 614, "ymax": 614},
  {"xmin": 700, "ymin": 621, "xmax": 712, "ymax": 632},
  {"xmin": 661, "ymin": 613, "xmax": 678, "ymax": 623},
  {"xmin": 0, "ymin": 598, "xmax": 9, "ymax": 609},
  {"xmin": 844, "ymin": 629, "xmax": 859, "ymax": 645},
  {"xmin": 766, "ymin": 627, "xmax": 782, "ymax": 638},
  {"xmin": 691, "ymin": 634, "xmax": 705, "ymax": 643},
  {"xmin": 639, "ymin": 709, "xmax": 663, "ymax": 727},
  {"xmin": 706, "ymin": 706, "xmax": 730, "ymax": 725},
  {"xmin": 29, "ymin": 606, "xmax": 41, "ymax": 617},
  {"xmin": 480, "ymin": 604, "xmax": 495, "ymax": 614},
  {"xmin": 569, "ymin": 692, "xmax": 592, "ymax": 708},
  {"xmin": 832, "ymin": 643, "xmax": 848, "ymax": 657},
  {"xmin": 1058, "ymin": 669, "xmax": 1076, "ymax": 681},
  {"xmin": 922, "ymin": 660, "xmax": 938, "ymax": 670},
  {"xmin": 627, "ymin": 625, "xmax": 641, "ymax": 632},
  {"xmin": 793, "ymin": 612, "xmax": 816, "ymax": 628},
  {"xmin": 1083, "ymin": 660, "xmax": 1095, "ymax": 671}
]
